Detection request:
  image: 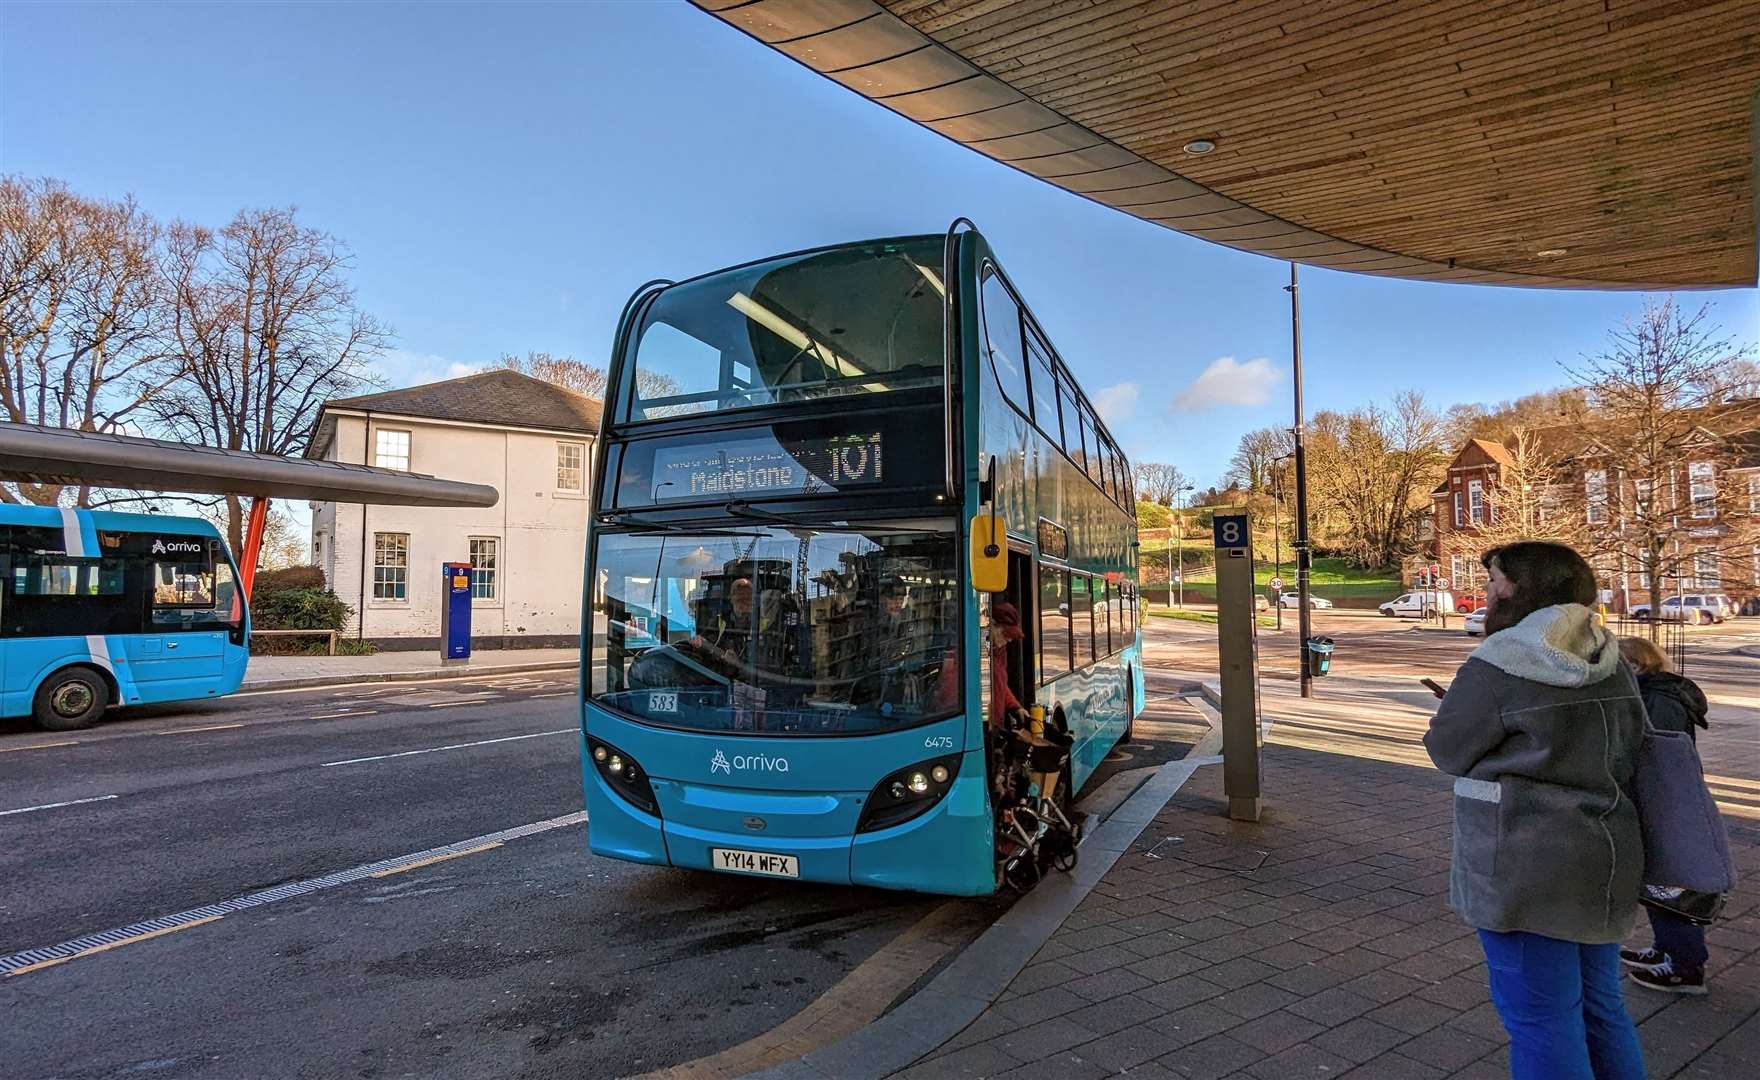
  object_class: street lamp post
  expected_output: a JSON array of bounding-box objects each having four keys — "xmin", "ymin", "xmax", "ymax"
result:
[
  {"xmin": 1174, "ymin": 483, "xmax": 1193, "ymax": 608},
  {"xmin": 1285, "ymin": 263, "xmax": 1315, "ymax": 699}
]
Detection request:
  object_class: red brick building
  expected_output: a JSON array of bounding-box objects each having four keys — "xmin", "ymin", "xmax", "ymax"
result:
[{"xmin": 1427, "ymin": 405, "xmax": 1760, "ymax": 614}]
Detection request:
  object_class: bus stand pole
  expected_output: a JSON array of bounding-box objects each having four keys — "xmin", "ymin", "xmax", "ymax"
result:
[
  {"xmin": 1213, "ymin": 511, "xmax": 1261, "ymax": 822},
  {"xmin": 240, "ymin": 496, "xmax": 269, "ymax": 603}
]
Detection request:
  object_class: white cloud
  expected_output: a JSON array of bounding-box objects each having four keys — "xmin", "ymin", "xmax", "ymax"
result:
[
  {"xmin": 1093, "ymin": 382, "xmax": 1139, "ymax": 424},
  {"xmin": 1173, "ymin": 356, "xmax": 1282, "ymax": 412},
  {"xmin": 446, "ymin": 361, "xmax": 483, "ymax": 379}
]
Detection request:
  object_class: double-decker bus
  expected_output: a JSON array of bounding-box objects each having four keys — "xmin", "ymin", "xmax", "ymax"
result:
[
  {"xmin": 0, "ymin": 506, "xmax": 248, "ymax": 730},
  {"xmin": 583, "ymin": 224, "xmax": 1142, "ymax": 896}
]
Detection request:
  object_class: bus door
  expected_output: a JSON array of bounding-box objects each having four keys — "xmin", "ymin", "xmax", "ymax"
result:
[
  {"xmin": 1003, "ymin": 547, "xmax": 1035, "ymax": 708},
  {"xmin": 130, "ymin": 544, "xmax": 227, "ymax": 687}
]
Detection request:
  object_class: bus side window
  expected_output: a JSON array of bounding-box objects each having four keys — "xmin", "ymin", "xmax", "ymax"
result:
[
  {"xmin": 1024, "ymin": 330, "xmax": 1061, "ymax": 441},
  {"xmin": 1072, "ymin": 575, "xmax": 1095, "ymax": 668},
  {"xmin": 1038, "ymin": 566, "xmax": 1069, "ymax": 681},
  {"xmin": 979, "ymin": 273, "xmax": 1029, "ymax": 411}
]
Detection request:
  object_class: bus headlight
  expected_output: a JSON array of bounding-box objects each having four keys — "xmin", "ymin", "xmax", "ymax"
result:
[
  {"xmin": 587, "ymin": 736, "xmax": 659, "ymax": 818},
  {"xmin": 858, "ymin": 755, "xmax": 960, "ymax": 833}
]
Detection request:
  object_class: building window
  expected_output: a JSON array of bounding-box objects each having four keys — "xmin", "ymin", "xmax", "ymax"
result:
[
  {"xmin": 1633, "ymin": 477, "xmax": 1653, "ymax": 517},
  {"xmin": 1693, "ymin": 549, "xmax": 1720, "ymax": 589},
  {"xmin": 1453, "ymin": 492, "xmax": 1463, "ymax": 527},
  {"xmin": 1750, "ymin": 474, "xmax": 1760, "ymax": 513},
  {"xmin": 556, "ymin": 441, "xmax": 585, "ymax": 493},
  {"xmin": 1467, "ymin": 479, "xmax": 1484, "ymax": 524},
  {"xmin": 469, "ymin": 537, "xmax": 498, "ymax": 600},
  {"xmin": 375, "ymin": 429, "xmax": 411, "ymax": 471},
  {"xmin": 373, "ymin": 533, "xmax": 409, "ymax": 600},
  {"xmin": 1689, "ymin": 461, "xmax": 1716, "ymax": 518},
  {"xmin": 1585, "ymin": 469, "xmax": 1608, "ymax": 524}
]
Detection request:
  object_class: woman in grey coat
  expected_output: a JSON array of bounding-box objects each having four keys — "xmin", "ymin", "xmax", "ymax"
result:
[{"xmin": 1424, "ymin": 541, "xmax": 1646, "ymax": 1080}]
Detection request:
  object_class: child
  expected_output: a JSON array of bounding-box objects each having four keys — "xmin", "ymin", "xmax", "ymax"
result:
[{"xmin": 1618, "ymin": 635, "xmax": 1713, "ymax": 995}]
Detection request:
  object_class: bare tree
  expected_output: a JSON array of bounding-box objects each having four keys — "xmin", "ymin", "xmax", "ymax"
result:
[
  {"xmin": 152, "ymin": 207, "xmax": 388, "ymax": 550},
  {"xmin": 495, "ymin": 351, "xmax": 608, "ymax": 397},
  {"xmin": 1307, "ymin": 392, "xmax": 1450, "ymax": 568},
  {"xmin": 1562, "ymin": 298, "xmax": 1757, "ymax": 634},
  {"xmin": 1225, "ymin": 426, "xmax": 1294, "ymax": 492},
  {"xmin": 0, "ymin": 176, "xmax": 176, "ymax": 504},
  {"xmin": 1133, "ymin": 462, "xmax": 1190, "ymax": 507},
  {"xmin": 1471, "ymin": 428, "xmax": 1585, "ymax": 550},
  {"xmin": 494, "ymin": 349, "xmax": 679, "ymax": 402}
]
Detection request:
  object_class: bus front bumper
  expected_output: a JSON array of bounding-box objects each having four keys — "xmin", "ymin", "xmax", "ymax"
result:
[{"xmin": 584, "ymin": 766, "xmax": 995, "ymax": 896}]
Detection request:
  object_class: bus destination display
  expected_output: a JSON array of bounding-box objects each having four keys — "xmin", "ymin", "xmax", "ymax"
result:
[{"xmin": 652, "ymin": 432, "xmax": 883, "ymax": 500}]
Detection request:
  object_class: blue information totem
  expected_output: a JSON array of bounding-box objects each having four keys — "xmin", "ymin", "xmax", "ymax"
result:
[{"xmin": 441, "ymin": 561, "xmax": 472, "ymax": 662}]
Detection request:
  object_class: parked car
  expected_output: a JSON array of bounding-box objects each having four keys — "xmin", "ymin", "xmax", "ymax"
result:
[
  {"xmin": 1378, "ymin": 591, "xmax": 1457, "ymax": 618},
  {"xmin": 1463, "ymin": 609, "xmax": 1487, "ymax": 636},
  {"xmin": 1705, "ymin": 594, "xmax": 1738, "ymax": 620},
  {"xmin": 1453, "ymin": 593, "xmax": 1485, "ymax": 613},
  {"xmin": 1255, "ymin": 593, "xmax": 1269, "ymax": 611},
  {"xmin": 1279, "ymin": 593, "xmax": 1333, "ymax": 609},
  {"xmin": 1630, "ymin": 595, "xmax": 1725, "ymax": 624}
]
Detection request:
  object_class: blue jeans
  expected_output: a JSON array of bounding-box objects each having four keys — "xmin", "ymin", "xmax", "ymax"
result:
[{"xmin": 1478, "ymin": 930, "xmax": 1646, "ymax": 1080}]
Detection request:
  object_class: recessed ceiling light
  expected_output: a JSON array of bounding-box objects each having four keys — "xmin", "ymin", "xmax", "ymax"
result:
[
  {"xmin": 1182, "ymin": 138, "xmax": 1217, "ymax": 156},
  {"xmin": 1536, "ymin": 248, "xmax": 1567, "ymax": 257}
]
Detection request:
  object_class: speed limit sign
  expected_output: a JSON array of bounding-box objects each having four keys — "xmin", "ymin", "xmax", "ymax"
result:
[
  {"xmin": 1269, "ymin": 577, "xmax": 1284, "ymax": 590},
  {"xmin": 1437, "ymin": 576, "xmax": 1450, "ymax": 589}
]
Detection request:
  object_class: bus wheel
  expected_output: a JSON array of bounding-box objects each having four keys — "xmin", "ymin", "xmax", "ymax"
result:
[{"xmin": 33, "ymin": 668, "xmax": 109, "ymax": 731}]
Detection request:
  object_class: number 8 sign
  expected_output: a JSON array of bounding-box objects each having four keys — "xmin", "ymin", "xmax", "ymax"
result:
[{"xmin": 1212, "ymin": 512, "xmax": 1249, "ymax": 551}]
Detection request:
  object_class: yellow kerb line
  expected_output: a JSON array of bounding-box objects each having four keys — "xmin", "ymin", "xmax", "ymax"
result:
[
  {"xmin": 368, "ymin": 842, "xmax": 502, "ymax": 878},
  {"xmin": 155, "ymin": 723, "xmax": 246, "ymax": 736},
  {"xmin": 5, "ymin": 915, "xmax": 224, "ymax": 977},
  {"xmin": 0, "ymin": 740, "xmax": 80, "ymax": 753}
]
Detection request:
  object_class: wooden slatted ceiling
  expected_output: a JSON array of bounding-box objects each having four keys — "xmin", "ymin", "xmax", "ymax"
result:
[{"xmin": 695, "ymin": 0, "xmax": 1759, "ymax": 289}]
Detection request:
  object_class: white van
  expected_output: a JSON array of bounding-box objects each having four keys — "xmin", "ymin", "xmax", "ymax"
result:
[{"xmin": 1379, "ymin": 590, "xmax": 1457, "ymax": 618}]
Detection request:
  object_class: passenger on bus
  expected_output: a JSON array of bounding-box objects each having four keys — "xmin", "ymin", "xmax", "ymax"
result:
[{"xmin": 929, "ymin": 600, "xmax": 1026, "ymax": 728}]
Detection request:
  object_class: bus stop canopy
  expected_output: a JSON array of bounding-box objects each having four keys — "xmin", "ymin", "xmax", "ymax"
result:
[
  {"xmin": 696, "ymin": 0, "xmax": 1759, "ymax": 290},
  {"xmin": 0, "ymin": 422, "xmax": 500, "ymax": 507}
]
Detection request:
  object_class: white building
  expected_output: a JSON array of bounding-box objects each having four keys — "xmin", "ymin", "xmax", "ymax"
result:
[{"xmin": 306, "ymin": 370, "xmax": 599, "ymax": 649}]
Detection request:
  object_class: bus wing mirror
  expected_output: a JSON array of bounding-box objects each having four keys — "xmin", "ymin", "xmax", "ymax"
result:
[{"xmin": 969, "ymin": 512, "xmax": 1007, "ymax": 593}]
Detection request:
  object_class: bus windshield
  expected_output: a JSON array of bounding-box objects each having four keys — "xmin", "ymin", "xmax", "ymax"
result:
[
  {"xmin": 626, "ymin": 237, "xmax": 944, "ymax": 421},
  {"xmin": 591, "ymin": 525, "xmax": 959, "ymax": 735}
]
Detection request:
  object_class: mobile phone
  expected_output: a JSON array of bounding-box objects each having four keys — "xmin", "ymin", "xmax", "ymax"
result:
[{"xmin": 1420, "ymin": 677, "xmax": 1447, "ymax": 699}]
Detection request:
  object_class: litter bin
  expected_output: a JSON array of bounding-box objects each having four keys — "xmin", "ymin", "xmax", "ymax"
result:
[{"xmin": 1305, "ymin": 636, "xmax": 1334, "ymax": 677}]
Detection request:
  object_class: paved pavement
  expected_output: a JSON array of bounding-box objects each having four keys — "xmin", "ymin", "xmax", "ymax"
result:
[
  {"xmin": 241, "ymin": 645, "xmax": 578, "ymax": 688},
  {"xmin": 885, "ymin": 626, "xmax": 1760, "ymax": 1079}
]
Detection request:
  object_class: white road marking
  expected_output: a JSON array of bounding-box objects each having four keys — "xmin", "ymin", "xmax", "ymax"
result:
[
  {"xmin": 0, "ymin": 811, "xmax": 587, "ymax": 976},
  {"xmin": 310, "ymin": 710, "xmax": 377, "ymax": 720},
  {"xmin": 319, "ymin": 728, "xmax": 576, "ymax": 767},
  {"xmin": 532, "ymin": 692, "xmax": 571, "ymax": 699},
  {"xmin": 0, "ymin": 794, "xmax": 120, "ymax": 817}
]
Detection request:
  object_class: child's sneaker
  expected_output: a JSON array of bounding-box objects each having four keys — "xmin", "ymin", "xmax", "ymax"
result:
[
  {"xmin": 1619, "ymin": 946, "xmax": 1666, "ymax": 971},
  {"xmin": 1629, "ymin": 959, "xmax": 1707, "ymax": 995}
]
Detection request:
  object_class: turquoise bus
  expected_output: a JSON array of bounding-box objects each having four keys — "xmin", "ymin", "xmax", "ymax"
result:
[
  {"xmin": 0, "ymin": 506, "xmax": 248, "ymax": 730},
  {"xmin": 583, "ymin": 225, "xmax": 1143, "ymax": 896}
]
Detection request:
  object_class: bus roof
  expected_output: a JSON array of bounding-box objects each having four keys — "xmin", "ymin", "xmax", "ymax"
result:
[{"xmin": 0, "ymin": 505, "xmax": 221, "ymax": 538}]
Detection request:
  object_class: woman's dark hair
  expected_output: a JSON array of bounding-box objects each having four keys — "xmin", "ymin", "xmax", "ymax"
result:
[{"xmin": 1481, "ymin": 541, "xmax": 1597, "ymax": 634}]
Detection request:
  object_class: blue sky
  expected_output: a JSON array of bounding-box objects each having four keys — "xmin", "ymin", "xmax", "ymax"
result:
[{"xmin": 6, "ymin": 0, "xmax": 1756, "ymax": 514}]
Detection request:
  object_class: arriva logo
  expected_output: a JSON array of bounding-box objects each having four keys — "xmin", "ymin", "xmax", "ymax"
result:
[
  {"xmin": 709, "ymin": 749, "xmax": 789, "ymax": 774},
  {"xmin": 150, "ymin": 538, "xmax": 203, "ymax": 556}
]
